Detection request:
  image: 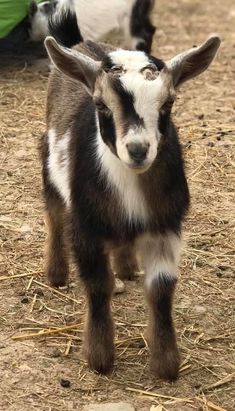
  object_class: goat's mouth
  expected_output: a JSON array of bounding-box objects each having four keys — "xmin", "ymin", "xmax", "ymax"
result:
[{"xmin": 123, "ymin": 161, "xmax": 152, "ymax": 174}]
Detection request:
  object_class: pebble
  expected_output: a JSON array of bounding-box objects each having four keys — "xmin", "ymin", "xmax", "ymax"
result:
[
  {"xmin": 193, "ymin": 305, "xmax": 207, "ymax": 315},
  {"xmin": 21, "ymin": 296, "xmax": 29, "ymax": 304},
  {"xmin": 114, "ymin": 278, "xmax": 126, "ymax": 294},
  {"xmin": 150, "ymin": 406, "xmax": 163, "ymax": 411},
  {"xmin": 35, "ymin": 288, "xmax": 44, "ymax": 297},
  {"xmin": 50, "ymin": 348, "xmax": 61, "ymax": 358},
  {"xmin": 83, "ymin": 403, "xmax": 135, "ymax": 411},
  {"xmin": 60, "ymin": 378, "xmax": 71, "ymax": 388}
]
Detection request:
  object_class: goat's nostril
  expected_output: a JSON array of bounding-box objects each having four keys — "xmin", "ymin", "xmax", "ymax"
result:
[{"xmin": 127, "ymin": 143, "xmax": 148, "ymax": 163}]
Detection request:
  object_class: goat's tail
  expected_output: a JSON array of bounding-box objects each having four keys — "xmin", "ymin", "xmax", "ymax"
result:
[{"xmin": 48, "ymin": 7, "xmax": 83, "ymax": 48}]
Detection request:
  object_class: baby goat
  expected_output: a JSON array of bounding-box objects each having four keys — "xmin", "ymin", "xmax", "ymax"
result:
[
  {"xmin": 41, "ymin": 31, "xmax": 220, "ymax": 380},
  {"xmin": 29, "ymin": 0, "xmax": 156, "ymax": 52}
]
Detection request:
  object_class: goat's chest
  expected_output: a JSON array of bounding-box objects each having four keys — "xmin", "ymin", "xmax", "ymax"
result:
[{"xmin": 99, "ymin": 147, "xmax": 150, "ymax": 225}]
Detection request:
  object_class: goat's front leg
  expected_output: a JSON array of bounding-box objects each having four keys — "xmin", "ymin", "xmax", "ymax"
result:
[
  {"xmin": 139, "ymin": 232, "xmax": 181, "ymax": 381},
  {"xmin": 73, "ymin": 237, "xmax": 115, "ymax": 374}
]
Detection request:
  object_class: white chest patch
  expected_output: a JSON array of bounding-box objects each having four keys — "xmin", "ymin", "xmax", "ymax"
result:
[
  {"xmin": 96, "ymin": 128, "xmax": 150, "ymax": 224},
  {"xmin": 47, "ymin": 129, "xmax": 71, "ymax": 207}
]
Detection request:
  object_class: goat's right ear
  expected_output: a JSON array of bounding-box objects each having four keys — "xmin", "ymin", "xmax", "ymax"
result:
[{"xmin": 44, "ymin": 36, "xmax": 101, "ymax": 93}]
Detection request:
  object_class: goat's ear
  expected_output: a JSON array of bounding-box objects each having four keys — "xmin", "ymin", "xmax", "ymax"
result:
[
  {"xmin": 44, "ymin": 36, "xmax": 101, "ymax": 93},
  {"xmin": 29, "ymin": 1, "xmax": 38, "ymax": 17},
  {"xmin": 167, "ymin": 35, "xmax": 221, "ymax": 88}
]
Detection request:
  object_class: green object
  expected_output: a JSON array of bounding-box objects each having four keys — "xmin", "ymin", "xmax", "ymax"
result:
[{"xmin": 0, "ymin": 0, "xmax": 42, "ymax": 39}]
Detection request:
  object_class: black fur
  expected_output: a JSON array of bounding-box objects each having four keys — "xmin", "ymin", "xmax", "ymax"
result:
[
  {"xmin": 111, "ymin": 77, "xmax": 144, "ymax": 130},
  {"xmin": 42, "ymin": 39, "xmax": 190, "ymax": 379},
  {"xmin": 130, "ymin": 0, "xmax": 156, "ymax": 53},
  {"xmin": 50, "ymin": 94, "xmax": 189, "ymax": 242},
  {"xmin": 97, "ymin": 111, "xmax": 117, "ymax": 153},
  {"xmin": 148, "ymin": 55, "xmax": 165, "ymax": 71},
  {"xmin": 48, "ymin": 9, "xmax": 83, "ymax": 47}
]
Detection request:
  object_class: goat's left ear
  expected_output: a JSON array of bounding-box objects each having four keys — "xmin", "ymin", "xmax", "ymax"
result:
[
  {"xmin": 44, "ymin": 36, "xmax": 101, "ymax": 93},
  {"xmin": 167, "ymin": 35, "xmax": 221, "ymax": 88}
]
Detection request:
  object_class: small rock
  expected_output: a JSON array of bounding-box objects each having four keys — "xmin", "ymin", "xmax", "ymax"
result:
[
  {"xmin": 19, "ymin": 223, "xmax": 31, "ymax": 233},
  {"xmin": 193, "ymin": 305, "xmax": 207, "ymax": 315},
  {"xmin": 60, "ymin": 378, "xmax": 71, "ymax": 388},
  {"xmin": 198, "ymin": 114, "xmax": 204, "ymax": 120},
  {"xmin": 150, "ymin": 405, "xmax": 163, "ymax": 411},
  {"xmin": 35, "ymin": 288, "xmax": 44, "ymax": 297},
  {"xmin": 114, "ymin": 278, "xmax": 125, "ymax": 294},
  {"xmin": 21, "ymin": 296, "xmax": 29, "ymax": 304},
  {"xmin": 50, "ymin": 348, "xmax": 61, "ymax": 358},
  {"xmin": 83, "ymin": 403, "xmax": 135, "ymax": 411}
]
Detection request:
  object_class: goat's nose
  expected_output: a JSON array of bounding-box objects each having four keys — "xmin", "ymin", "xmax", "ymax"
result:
[{"xmin": 127, "ymin": 142, "xmax": 149, "ymax": 163}]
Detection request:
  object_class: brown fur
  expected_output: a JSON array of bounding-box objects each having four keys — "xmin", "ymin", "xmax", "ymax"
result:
[
  {"xmin": 41, "ymin": 40, "xmax": 190, "ymax": 380},
  {"xmin": 44, "ymin": 200, "xmax": 69, "ymax": 287},
  {"xmin": 111, "ymin": 243, "xmax": 139, "ymax": 280},
  {"xmin": 146, "ymin": 277, "xmax": 180, "ymax": 381}
]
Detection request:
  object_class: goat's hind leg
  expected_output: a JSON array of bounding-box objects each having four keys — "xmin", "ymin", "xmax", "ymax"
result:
[
  {"xmin": 43, "ymin": 171, "xmax": 69, "ymax": 287},
  {"xmin": 140, "ymin": 233, "xmax": 181, "ymax": 381},
  {"xmin": 111, "ymin": 243, "xmax": 138, "ymax": 280}
]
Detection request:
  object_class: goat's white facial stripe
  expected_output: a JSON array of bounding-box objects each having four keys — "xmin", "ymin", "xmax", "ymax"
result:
[
  {"xmin": 48, "ymin": 129, "xmax": 71, "ymax": 207},
  {"xmin": 107, "ymin": 50, "xmax": 172, "ymax": 170},
  {"xmin": 137, "ymin": 233, "xmax": 182, "ymax": 289},
  {"xmin": 109, "ymin": 49, "xmax": 150, "ymax": 71},
  {"xmin": 96, "ymin": 119, "xmax": 149, "ymax": 224}
]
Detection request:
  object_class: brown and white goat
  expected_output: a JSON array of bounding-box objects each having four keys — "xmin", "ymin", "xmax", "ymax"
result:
[{"xmin": 40, "ymin": 33, "xmax": 220, "ymax": 380}]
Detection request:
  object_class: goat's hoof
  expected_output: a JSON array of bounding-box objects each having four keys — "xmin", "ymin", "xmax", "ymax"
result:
[
  {"xmin": 86, "ymin": 345, "xmax": 115, "ymax": 375},
  {"xmin": 117, "ymin": 270, "xmax": 136, "ymax": 281},
  {"xmin": 150, "ymin": 349, "xmax": 180, "ymax": 381},
  {"xmin": 47, "ymin": 267, "xmax": 68, "ymax": 288}
]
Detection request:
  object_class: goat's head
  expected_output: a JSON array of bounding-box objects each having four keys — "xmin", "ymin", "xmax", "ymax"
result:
[{"xmin": 45, "ymin": 35, "xmax": 220, "ymax": 173}]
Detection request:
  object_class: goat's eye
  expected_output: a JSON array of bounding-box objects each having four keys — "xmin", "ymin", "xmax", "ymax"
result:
[
  {"xmin": 95, "ymin": 99, "xmax": 111, "ymax": 115},
  {"xmin": 109, "ymin": 65, "xmax": 126, "ymax": 76}
]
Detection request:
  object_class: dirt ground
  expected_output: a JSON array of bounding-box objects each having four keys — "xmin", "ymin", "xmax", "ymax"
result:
[{"xmin": 0, "ymin": 0, "xmax": 234, "ymax": 410}]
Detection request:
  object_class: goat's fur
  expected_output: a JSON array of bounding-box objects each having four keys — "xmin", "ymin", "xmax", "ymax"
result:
[
  {"xmin": 28, "ymin": 0, "xmax": 156, "ymax": 52},
  {"xmin": 40, "ymin": 30, "xmax": 220, "ymax": 380}
]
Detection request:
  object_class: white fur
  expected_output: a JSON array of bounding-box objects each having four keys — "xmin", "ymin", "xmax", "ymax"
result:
[
  {"xmin": 29, "ymin": 2, "xmax": 51, "ymax": 42},
  {"xmin": 73, "ymin": 0, "xmax": 136, "ymax": 43},
  {"xmin": 110, "ymin": 50, "xmax": 171, "ymax": 168},
  {"xmin": 29, "ymin": 0, "xmax": 137, "ymax": 46},
  {"xmin": 137, "ymin": 232, "xmax": 182, "ymax": 289},
  {"xmin": 110, "ymin": 49, "xmax": 150, "ymax": 71},
  {"xmin": 96, "ymin": 121, "xmax": 150, "ymax": 224},
  {"xmin": 47, "ymin": 129, "xmax": 71, "ymax": 207}
]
